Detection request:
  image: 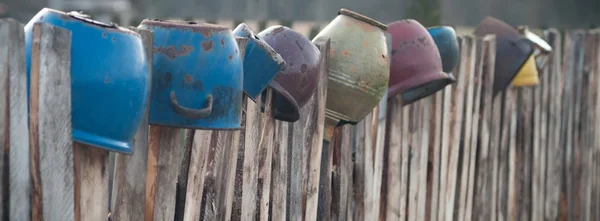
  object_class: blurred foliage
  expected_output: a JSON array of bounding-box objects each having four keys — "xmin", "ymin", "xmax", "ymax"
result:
[{"xmin": 405, "ymin": 0, "xmax": 440, "ymax": 27}]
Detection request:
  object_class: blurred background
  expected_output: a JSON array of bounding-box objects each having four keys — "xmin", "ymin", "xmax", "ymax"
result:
[{"xmin": 1, "ymin": 0, "xmax": 600, "ymax": 31}]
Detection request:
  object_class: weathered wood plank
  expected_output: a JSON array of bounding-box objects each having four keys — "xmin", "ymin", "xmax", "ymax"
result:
[
  {"xmin": 384, "ymin": 94, "xmax": 403, "ymax": 221},
  {"xmin": 302, "ymin": 39, "xmax": 329, "ymax": 221},
  {"xmin": 0, "ymin": 18, "xmax": 30, "ymax": 221},
  {"xmin": 256, "ymin": 90, "xmax": 274, "ymax": 221},
  {"xmin": 531, "ymin": 31, "xmax": 548, "ymax": 221},
  {"xmin": 145, "ymin": 126, "xmax": 186, "ymax": 221},
  {"xmin": 330, "ymin": 124, "xmax": 353, "ymax": 221},
  {"xmin": 513, "ymin": 87, "xmax": 533, "ymax": 221},
  {"xmin": 270, "ymin": 120, "xmax": 289, "ymax": 221},
  {"xmin": 473, "ymin": 35, "xmax": 496, "ymax": 221},
  {"xmin": 504, "ymin": 88, "xmax": 517, "ymax": 221},
  {"xmin": 29, "ymin": 22, "xmax": 75, "ymax": 221},
  {"xmin": 489, "ymin": 81, "xmax": 503, "ymax": 221},
  {"xmin": 439, "ymin": 36, "xmax": 470, "ymax": 221},
  {"xmin": 353, "ymin": 111, "xmax": 370, "ymax": 221},
  {"xmin": 589, "ymin": 29, "xmax": 600, "ymax": 221},
  {"xmin": 179, "ymin": 129, "xmax": 211, "ymax": 221},
  {"xmin": 110, "ymin": 27, "xmax": 152, "ymax": 221},
  {"xmin": 457, "ymin": 35, "xmax": 477, "ymax": 221},
  {"xmin": 543, "ymin": 29, "xmax": 564, "ymax": 221},
  {"xmin": 425, "ymin": 91, "xmax": 444, "ymax": 221},
  {"xmin": 242, "ymin": 95, "xmax": 263, "ymax": 221},
  {"xmin": 372, "ymin": 92, "xmax": 387, "ymax": 221},
  {"xmin": 581, "ymin": 31, "xmax": 598, "ymax": 221}
]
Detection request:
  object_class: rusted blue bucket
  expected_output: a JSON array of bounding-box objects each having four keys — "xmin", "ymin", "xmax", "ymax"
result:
[
  {"xmin": 139, "ymin": 19, "xmax": 244, "ymax": 129},
  {"xmin": 24, "ymin": 8, "xmax": 150, "ymax": 154},
  {"xmin": 232, "ymin": 23, "xmax": 285, "ymax": 101}
]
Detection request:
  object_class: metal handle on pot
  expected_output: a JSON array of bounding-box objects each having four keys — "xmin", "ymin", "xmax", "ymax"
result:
[{"xmin": 170, "ymin": 91, "xmax": 213, "ymax": 119}]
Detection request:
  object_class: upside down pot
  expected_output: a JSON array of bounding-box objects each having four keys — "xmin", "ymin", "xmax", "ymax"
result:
[
  {"xmin": 139, "ymin": 19, "xmax": 244, "ymax": 129},
  {"xmin": 518, "ymin": 25, "xmax": 552, "ymax": 70},
  {"xmin": 232, "ymin": 23, "xmax": 286, "ymax": 100},
  {"xmin": 312, "ymin": 8, "xmax": 390, "ymax": 140},
  {"xmin": 257, "ymin": 25, "xmax": 321, "ymax": 122},
  {"xmin": 24, "ymin": 8, "xmax": 151, "ymax": 154},
  {"xmin": 474, "ymin": 16, "xmax": 534, "ymax": 95},
  {"xmin": 427, "ymin": 26, "xmax": 460, "ymax": 73},
  {"xmin": 387, "ymin": 19, "xmax": 455, "ymax": 106}
]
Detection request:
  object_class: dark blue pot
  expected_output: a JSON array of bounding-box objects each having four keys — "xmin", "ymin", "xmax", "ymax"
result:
[
  {"xmin": 24, "ymin": 8, "xmax": 151, "ymax": 154},
  {"xmin": 232, "ymin": 23, "xmax": 285, "ymax": 101},
  {"xmin": 139, "ymin": 19, "xmax": 244, "ymax": 129},
  {"xmin": 427, "ymin": 26, "xmax": 460, "ymax": 73}
]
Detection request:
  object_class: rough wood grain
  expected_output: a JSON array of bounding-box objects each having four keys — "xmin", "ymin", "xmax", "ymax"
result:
[
  {"xmin": 439, "ymin": 36, "xmax": 470, "ymax": 221},
  {"xmin": 372, "ymin": 92, "xmax": 387, "ymax": 221},
  {"xmin": 407, "ymin": 99, "xmax": 428, "ymax": 221},
  {"xmin": 110, "ymin": 27, "xmax": 152, "ymax": 221},
  {"xmin": 456, "ymin": 35, "xmax": 476, "ymax": 221},
  {"xmin": 270, "ymin": 120, "xmax": 289, "ymax": 221},
  {"xmin": 513, "ymin": 87, "xmax": 533, "ymax": 221},
  {"xmin": 174, "ymin": 129, "xmax": 195, "ymax": 221},
  {"xmin": 425, "ymin": 91, "xmax": 444, "ymax": 221},
  {"xmin": 330, "ymin": 125, "xmax": 352, "ymax": 221},
  {"xmin": 384, "ymin": 95, "xmax": 403, "ymax": 221},
  {"xmin": 354, "ymin": 111, "xmax": 370, "ymax": 221},
  {"xmin": 180, "ymin": 129, "xmax": 211, "ymax": 221},
  {"xmin": 73, "ymin": 143, "xmax": 110, "ymax": 221},
  {"xmin": 242, "ymin": 94, "xmax": 263, "ymax": 221},
  {"xmin": 543, "ymin": 29, "xmax": 564, "ymax": 221},
  {"xmin": 0, "ymin": 18, "xmax": 30, "ymax": 221},
  {"xmin": 473, "ymin": 35, "xmax": 496, "ymax": 221},
  {"xmin": 145, "ymin": 126, "xmax": 186, "ymax": 221},
  {"xmin": 303, "ymin": 39, "xmax": 329, "ymax": 221},
  {"xmin": 29, "ymin": 22, "xmax": 75, "ymax": 221}
]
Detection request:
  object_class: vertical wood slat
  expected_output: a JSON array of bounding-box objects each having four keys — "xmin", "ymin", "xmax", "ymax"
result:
[
  {"xmin": 110, "ymin": 27, "xmax": 152, "ymax": 221},
  {"xmin": 145, "ymin": 126, "xmax": 186, "ymax": 221},
  {"xmin": 256, "ymin": 90, "xmax": 274, "ymax": 221},
  {"xmin": 241, "ymin": 94, "xmax": 263, "ymax": 221},
  {"xmin": 456, "ymin": 35, "xmax": 477, "ymax": 221},
  {"xmin": 425, "ymin": 90, "xmax": 444, "ymax": 221},
  {"xmin": 472, "ymin": 35, "xmax": 496, "ymax": 221},
  {"xmin": 543, "ymin": 29, "xmax": 564, "ymax": 221},
  {"xmin": 330, "ymin": 124, "xmax": 353, "ymax": 221},
  {"xmin": 270, "ymin": 120, "xmax": 290, "ymax": 221},
  {"xmin": 384, "ymin": 94, "xmax": 403, "ymax": 221},
  {"xmin": 581, "ymin": 30, "xmax": 598, "ymax": 221},
  {"xmin": 303, "ymin": 39, "xmax": 329, "ymax": 221},
  {"xmin": 589, "ymin": 29, "xmax": 600, "ymax": 221},
  {"xmin": 439, "ymin": 36, "xmax": 471, "ymax": 221},
  {"xmin": 0, "ymin": 18, "xmax": 30, "ymax": 221},
  {"xmin": 29, "ymin": 22, "xmax": 75, "ymax": 221},
  {"xmin": 372, "ymin": 92, "xmax": 388, "ymax": 221}
]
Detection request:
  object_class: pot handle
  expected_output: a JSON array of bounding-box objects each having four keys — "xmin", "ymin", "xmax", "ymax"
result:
[{"xmin": 170, "ymin": 91, "xmax": 213, "ymax": 119}]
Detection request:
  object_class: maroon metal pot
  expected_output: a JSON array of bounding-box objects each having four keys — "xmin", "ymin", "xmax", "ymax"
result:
[{"xmin": 388, "ymin": 19, "xmax": 455, "ymax": 105}]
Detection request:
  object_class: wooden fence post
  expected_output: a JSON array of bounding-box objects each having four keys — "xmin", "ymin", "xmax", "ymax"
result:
[
  {"xmin": 109, "ymin": 27, "xmax": 153, "ymax": 221},
  {"xmin": 29, "ymin": 22, "xmax": 75, "ymax": 221},
  {"xmin": 0, "ymin": 18, "xmax": 30, "ymax": 221}
]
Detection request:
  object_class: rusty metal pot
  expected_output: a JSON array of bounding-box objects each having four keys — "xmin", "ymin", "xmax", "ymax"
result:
[
  {"xmin": 474, "ymin": 16, "xmax": 534, "ymax": 96},
  {"xmin": 427, "ymin": 26, "xmax": 460, "ymax": 73},
  {"xmin": 257, "ymin": 25, "xmax": 321, "ymax": 122},
  {"xmin": 232, "ymin": 23, "xmax": 286, "ymax": 100},
  {"xmin": 139, "ymin": 19, "xmax": 244, "ymax": 129},
  {"xmin": 387, "ymin": 19, "xmax": 454, "ymax": 105},
  {"xmin": 312, "ymin": 8, "xmax": 390, "ymax": 130}
]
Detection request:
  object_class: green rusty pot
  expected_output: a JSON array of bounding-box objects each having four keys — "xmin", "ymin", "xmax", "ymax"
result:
[{"xmin": 312, "ymin": 8, "xmax": 390, "ymax": 141}]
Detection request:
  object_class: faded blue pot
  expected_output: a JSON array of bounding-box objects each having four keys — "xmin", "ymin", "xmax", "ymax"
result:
[
  {"xmin": 232, "ymin": 23, "xmax": 285, "ymax": 101},
  {"xmin": 427, "ymin": 26, "xmax": 460, "ymax": 73},
  {"xmin": 24, "ymin": 8, "xmax": 151, "ymax": 154},
  {"xmin": 139, "ymin": 19, "xmax": 244, "ymax": 129}
]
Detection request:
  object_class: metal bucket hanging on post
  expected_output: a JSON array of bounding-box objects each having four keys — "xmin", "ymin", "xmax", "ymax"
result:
[
  {"xmin": 232, "ymin": 23, "xmax": 286, "ymax": 101},
  {"xmin": 427, "ymin": 26, "xmax": 460, "ymax": 73},
  {"xmin": 24, "ymin": 8, "xmax": 151, "ymax": 154},
  {"xmin": 474, "ymin": 16, "xmax": 534, "ymax": 95},
  {"xmin": 139, "ymin": 19, "xmax": 244, "ymax": 129},
  {"xmin": 387, "ymin": 19, "xmax": 455, "ymax": 106},
  {"xmin": 256, "ymin": 25, "xmax": 321, "ymax": 123},
  {"xmin": 312, "ymin": 8, "xmax": 390, "ymax": 141}
]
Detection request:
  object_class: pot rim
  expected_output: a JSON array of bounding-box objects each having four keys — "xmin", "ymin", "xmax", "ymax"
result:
[
  {"xmin": 139, "ymin": 18, "xmax": 231, "ymax": 33},
  {"xmin": 338, "ymin": 8, "xmax": 388, "ymax": 31},
  {"xmin": 40, "ymin": 8, "xmax": 139, "ymax": 36}
]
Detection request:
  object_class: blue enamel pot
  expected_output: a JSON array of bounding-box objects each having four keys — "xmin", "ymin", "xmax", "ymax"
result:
[
  {"xmin": 427, "ymin": 26, "xmax": 460, "ymax": 73},
  {"xmin": 138, "ymin": 19, "xmax": 244, "ymax": 129},
  {"xmin": 24, "ymin": 8, "xmax": 151, "ymax": 154},
  {"xmin": 232, "ymin": 23, "xmax": 285, "ymax": 101}
]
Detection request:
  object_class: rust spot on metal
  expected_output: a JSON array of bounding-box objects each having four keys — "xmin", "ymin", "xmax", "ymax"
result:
[
  {"xmin": 418, "ymin": 37, "xmax": 426, "ymax": 44},
  {"xmin": 301, "ymin": 64, "xmax": 308, "ymax": 73},
  {"xmin": 381, "ymin": 54, "xmax": 386, "ymax": 58},
  {"xmin": 295, "ymin": 40, "xmax": 304, "ymax": 51},
  {"xmin": 235, "ymin": 48, "xmax": 238, "ymax": 54},
  {"xmin": 102, "ymin": 33, "xmax": 107, "ymax": 38},
  {"xmin": 228, "ymin": 55, "xmax": 233, "ymax": 60},
  {"xmin": 112, "ymin": 37, "xmax": 116, "ymax": 42},
  {"xmin": 272, "ymin": 26, "xmax": 285, "ymax": 34},
  {"xmin": 154, "ymin": 45, "xmax": 195, "ymax": 59},
  {"xmin": 221, "ymin": 39, "xmax": 225, "ymax": 47},
  {"xmin": 104, "ymin": 77, "xmax": 110, "ymax": 84},
  {"xmin": 330, "ymin": 48, "xmax": 336, "ymax": 56},
  {"xmin": 202, "ymin": 41, "xmax": 213, "ymax": 51},
  {"xmin": 139, "ymin": 19, "xmax": 229, "ymax": 38},
  {"xmin": 184, "ymin": 74, "xmax": 193, "ymax": 83},
  {"xmin": 342, "ymin": 50, "xmax": 349, "ymax": 57},
  {"xmin": 363, "ymin": 41, "xmax": 369, "ymax": 46}
]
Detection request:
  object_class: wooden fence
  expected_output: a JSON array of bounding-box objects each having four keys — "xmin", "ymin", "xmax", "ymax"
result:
[{"xmin": 1, "ymin": 17, "xmax": 600, "ymax": 221}]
